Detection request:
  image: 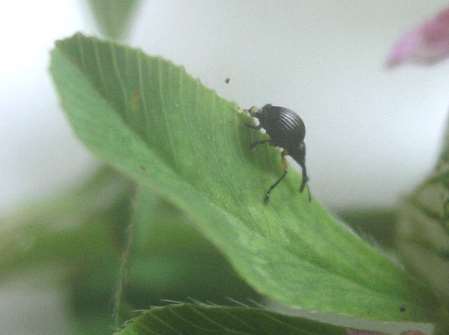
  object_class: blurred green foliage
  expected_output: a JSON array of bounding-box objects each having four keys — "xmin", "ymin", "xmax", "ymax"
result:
[
  {"xmin": 339, "ymin": 208, "xmax": 397, "ymax": 250},
  {"xmin": 87, "ymin": 0, "xmax": 140, "ymax": 40},
  {"xmin": 0, "ymin": 167, "xmax": 259, "ymax": 334}
]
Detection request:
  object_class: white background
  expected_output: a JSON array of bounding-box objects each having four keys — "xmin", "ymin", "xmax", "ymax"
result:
[{"xmin": 1, "ymin": 1, "xmax": 449, "ymax": 333}]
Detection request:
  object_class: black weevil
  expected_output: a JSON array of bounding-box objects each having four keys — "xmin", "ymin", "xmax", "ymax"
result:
[{"xmin": 245, "ymin": 104, "xmax": 311, "ymax": 203}]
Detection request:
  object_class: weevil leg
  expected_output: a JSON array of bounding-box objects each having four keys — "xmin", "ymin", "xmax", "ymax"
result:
[
  {"xmin": 264, "ymin": 151, "xmax": 288, "ymax": 203},
  {"xmin": 250, "ymin": 139, "xmax": 271, "ymax": 150}
]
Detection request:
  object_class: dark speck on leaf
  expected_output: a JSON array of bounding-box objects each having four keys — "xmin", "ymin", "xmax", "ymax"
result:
[
  {"xmin": 225, "ymin": 77, "xmax": 230, "ymax": 84},
  {"xmin": 399, "ymin": 305, "xmax": 406, "ymax": 312}
]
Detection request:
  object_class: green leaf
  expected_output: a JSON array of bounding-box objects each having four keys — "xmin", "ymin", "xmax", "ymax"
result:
[
  {"xmin": 86, "ymin": 0, "xmax": 140, "ymax": 40},
  {"xmin": 50, "ymin": 33, "xmax": 437, "ymax": 323},
  {"xmin": 115, "ymin": 303, "xmax": 347, "ymax": 335}
]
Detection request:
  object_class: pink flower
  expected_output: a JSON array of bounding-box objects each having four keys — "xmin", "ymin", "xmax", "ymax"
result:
[{"xmin": 386, "ymin": 7, "xmax": 449, "ymax": 67}]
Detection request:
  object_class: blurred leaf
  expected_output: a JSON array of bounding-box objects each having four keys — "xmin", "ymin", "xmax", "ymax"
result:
[
  {"xmin": 338, "ymin": 208, "xmax": 397, "ymax": 249},
  {"xmin": 0, "ymin": 166, "xmax": 133, "ymax": 333},
  {"xmin": 0, "ymin": 164, "xmax": 258, "ymax": 334},
  {"xmin": 0, "ymin": 167, "xmax": 133, "ymax": 279},
  {"xmin": 115, "ymin": 303, "xmax": 347, "ymax": 335},
  {"xmin": 71, "ymin": 311, "xmax": 114, "ymax": 335},
  {"xmin": 70, "ymin": 187, "xmax": 259, "ymax": 334},
  {"xmin": 50, "ymin": 33, "xmax": 437, "ymax": 323},
  {"xmin": 397, "ymin": 124, "xmax": 449, "ymax": 330},
  {"xmin": 86, "ymin": 0, "xmax": 140, "ymax": 40},
  {"xmin": 125, "ymin": 190, "xmax": 259, "ymax": 309}
]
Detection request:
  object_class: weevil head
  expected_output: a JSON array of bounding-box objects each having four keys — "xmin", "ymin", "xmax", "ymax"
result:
[
  {"xmin": 261, "ymin": 104, "xmax": 273, "ymax": 112},
  {"xmin": 250, "ymin": 104, "xmax": 273, "ymax": 124},
  {"xmin": 259, "ymin": 104, "xmax": 273, "ymax": 118}
]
